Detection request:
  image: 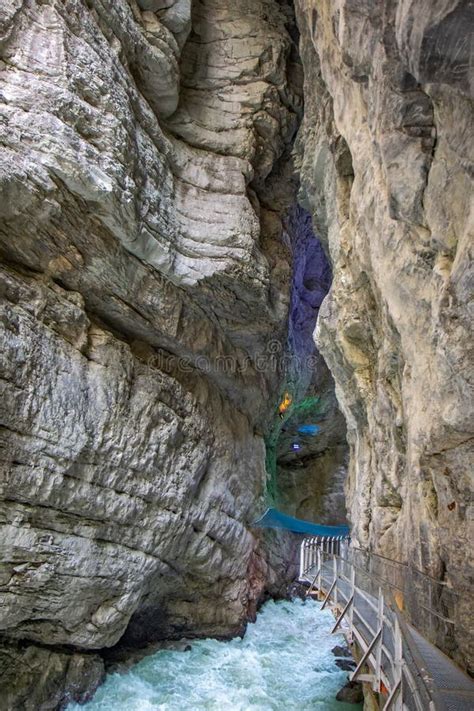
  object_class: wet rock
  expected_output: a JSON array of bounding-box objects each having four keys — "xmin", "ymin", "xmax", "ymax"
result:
[
  {"xmin": 287, "ymin": 581, "xmax": 309, "ymax": 600},
  {"xmin": 336, "ymin": 680, "xmax": 364, "ymax": 704},
  {"xmin": 0, "ymin": 641, "xmax": 104, "ymax": 711},
  {"xmin": 332, "ymin": 645, "xmax": 353, "ymax": 658},
  {"xmin": 335, "ymin": 658, "xmax": 356, "ymax": 672}
]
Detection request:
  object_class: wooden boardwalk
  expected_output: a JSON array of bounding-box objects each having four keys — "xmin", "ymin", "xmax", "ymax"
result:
[{"xmin": 299, "ymin": 543, "xmax": 474, "ymax": 711}]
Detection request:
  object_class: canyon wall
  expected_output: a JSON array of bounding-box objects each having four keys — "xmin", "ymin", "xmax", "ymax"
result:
[
  {"xmin": 1, "ymin": 0, "xmax": 472, "ymax": 707},
  {"xmin": 0, "ymin": 0, "xmax": 312, "ymax": 707},
  {"xmin": 295, "ymin": 0, "xmax": 473, "ymax": 671}
]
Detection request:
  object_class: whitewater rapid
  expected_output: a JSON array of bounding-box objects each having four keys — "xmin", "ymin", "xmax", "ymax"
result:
[{"xmin": 69, "ymin": 598, "xmax": 359, "ymax": 710}]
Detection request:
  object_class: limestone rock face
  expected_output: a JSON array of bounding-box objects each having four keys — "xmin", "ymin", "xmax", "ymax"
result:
[
  {"xmin": 0, "ymin": 0, "xmax": 305, "ymax": 705},
  {"xmin": 0, "ymin": 266, "xmax": 268, "ymax": 650},
  {"xmin": 2, "ymin": 0, "xmax": 471, "ymax": 704},
  {"xmin": 0, "ymin": 641, "xmax": 105, "ymax": 711},
  {"xmin": 295, "ymin": 0, "xmax": 473, "ymax": 671},
  {"xmin": 278, "ymin": 445, "xmax": 348, "ymax": 526}
]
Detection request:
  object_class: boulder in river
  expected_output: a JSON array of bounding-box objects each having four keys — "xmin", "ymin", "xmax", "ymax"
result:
[{"xmin": 336, "ymin": 680, "xmax": 364, "ymax": 704}]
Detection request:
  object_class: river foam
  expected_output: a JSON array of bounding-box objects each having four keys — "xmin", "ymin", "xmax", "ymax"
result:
[{"xmin": 69, "ymin": 598, "xmax": 359, "ymax": 710}]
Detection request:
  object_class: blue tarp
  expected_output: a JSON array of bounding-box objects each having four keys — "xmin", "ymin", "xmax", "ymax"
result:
[
  {"xmin": 253, "ymin": 508, "xmax": 350, "ymax": 538},
  {"xmin": 297, "ymin": 424, "xmax": 320, "ymax": 435}
]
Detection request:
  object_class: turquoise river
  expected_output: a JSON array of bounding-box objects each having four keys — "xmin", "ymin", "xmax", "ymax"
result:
[{"xmin": 69, "ymin": 598, "xmax": 360, "ymax": 710}]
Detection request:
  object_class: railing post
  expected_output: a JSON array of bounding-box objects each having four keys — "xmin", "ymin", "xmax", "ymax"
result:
[
  {"xmin": 395, "ymin": 617, "xmax": 403, "ymax": 708},
  {"xmin": 384, "ymin": 616, "xmax": 403, "ymax": 710},
  {"xmin": 333, "ymin": 554, "xmax": 338, "ymax": 607},
  {"xmin": 299, "ymin": 540, "xmax": 305, "ymax": 580},
  {"xmin": 349, "ymin": 563, "xmax": 355, "ymax": 641},
  {"xmin": 317, "ymin": 547, "xmax": 321, "ymax": 594},
  {"xmin": 374, "ymin": 586, "xmax": 384, "ymax": 693}
]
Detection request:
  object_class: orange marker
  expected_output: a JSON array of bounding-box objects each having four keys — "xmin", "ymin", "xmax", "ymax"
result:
[{"xmin": 278, "ymin": 392, "xmax": 292, "ymax": 417}]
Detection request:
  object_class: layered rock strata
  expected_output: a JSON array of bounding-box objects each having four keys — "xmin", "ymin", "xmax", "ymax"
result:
[
  {"xmin": 295, "ymin": 0, "xmax": 473, "ymax": 671},
  {"xmin": 2, "ymin": 0, "xmax": 471, "ymax": 706},
  {"xmin": 0, "ymin": 0, "xmax": 312, "ymax": 706}
]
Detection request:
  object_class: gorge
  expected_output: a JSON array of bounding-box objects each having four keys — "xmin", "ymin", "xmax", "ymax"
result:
[{"xmin": 0, "ymin": 0, "xmax": 473, "ymax": 708}]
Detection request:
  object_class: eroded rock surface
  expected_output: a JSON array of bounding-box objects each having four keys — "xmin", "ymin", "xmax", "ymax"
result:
[
  {"xmin": 1, "ymin": 0, "xmax": 471, "ymax": 705},
  {"xmin": 0, "ymin": 0, "xmax": 308, "ymax": 705},
  {"xmin": 1, "ymin": 267, "xmax": 269, "ymax": 650},
  {"xmin": 295, "ymin": 0, "xmax": 473, "ymax": 671},
  {"xmin": 0, "ymin": 641, "xmax": 104, "ymax": 711}
]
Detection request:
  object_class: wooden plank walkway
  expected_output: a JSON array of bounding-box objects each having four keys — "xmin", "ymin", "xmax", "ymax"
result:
[{"xmin": 300, "ymin": 545, "xmax": 474, "ymax": 711}]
